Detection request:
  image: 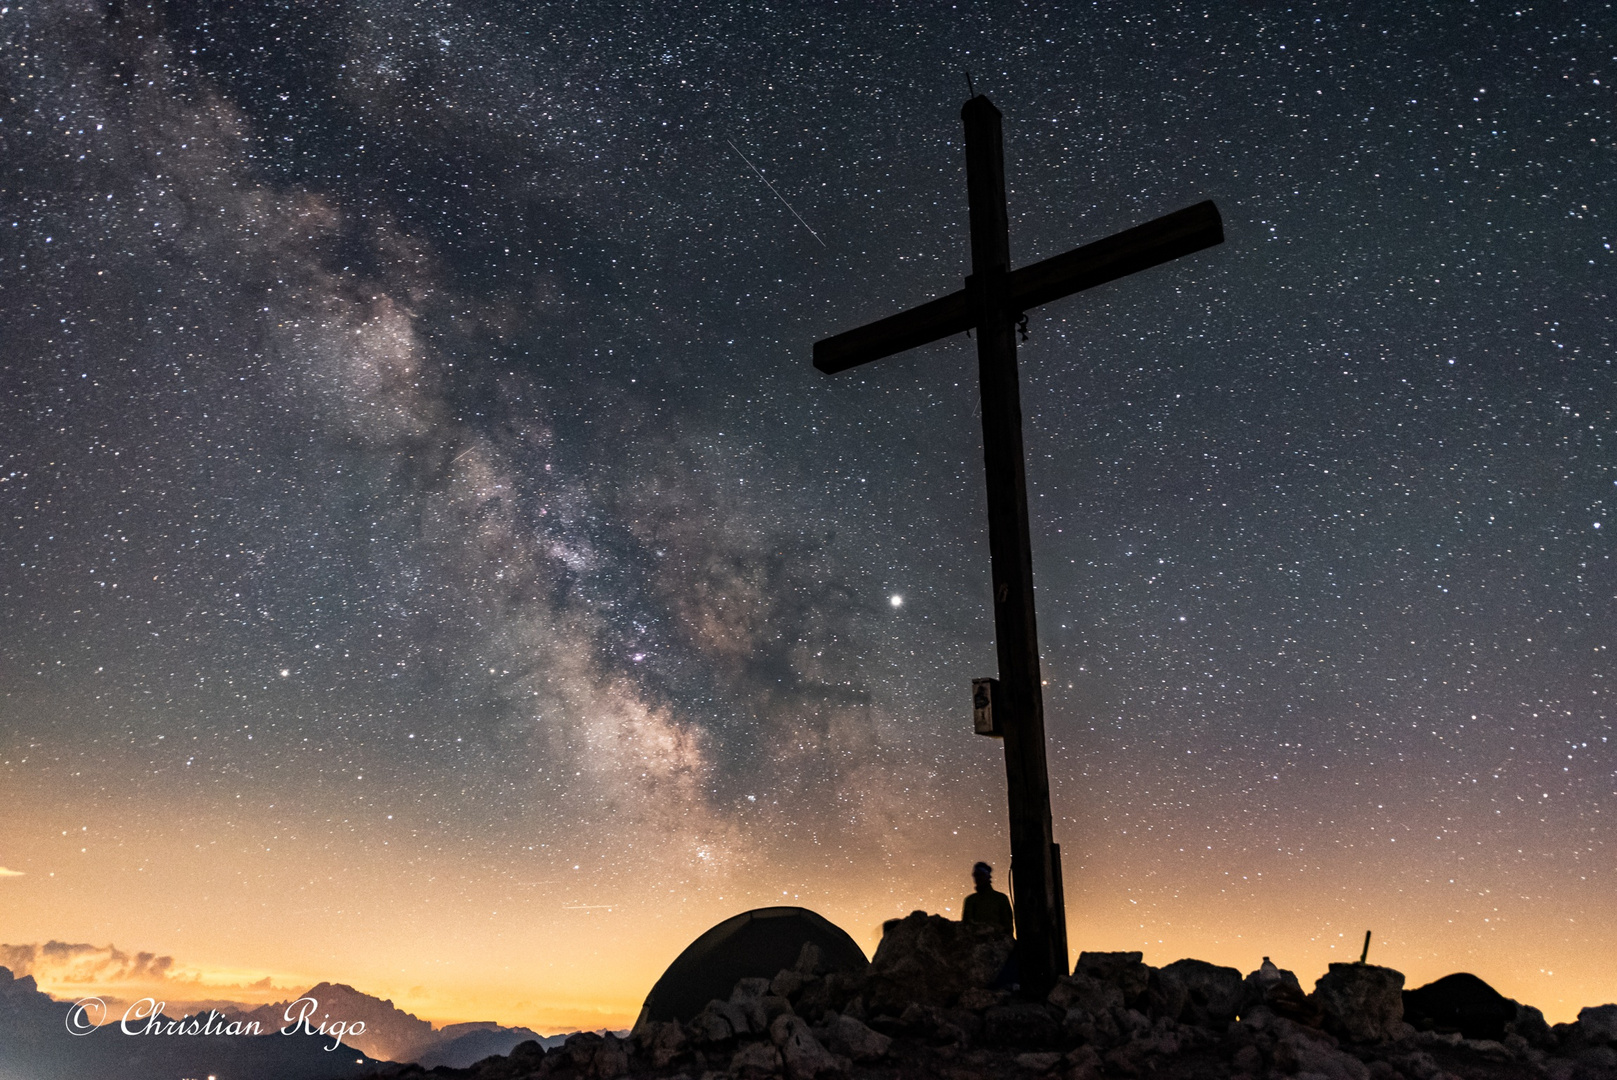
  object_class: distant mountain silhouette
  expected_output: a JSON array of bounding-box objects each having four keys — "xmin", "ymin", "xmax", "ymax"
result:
[
  {"xmin": 230, "ymin": 980, "xmax": 541, "ymax": 1066},
  {"xmin": 233, "ymin": 981, "xmax": 438, "ymax": 1062},
  {"xmin": 416, "ymin": 1023, "xmax": 546, "ymax": 1069},
  {"xmin": 0, "ymin": 966, "xmax": 383, "ymax": 1080}
]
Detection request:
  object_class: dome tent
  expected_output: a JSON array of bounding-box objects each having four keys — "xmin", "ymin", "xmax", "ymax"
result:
[
  {"xmin": 1402, "ymin": 972, "xmax": 1520, "ymax": 1041},
  {"xmin": 639, "ymin": 906, "xmax": 867, "ymax": 1024}
]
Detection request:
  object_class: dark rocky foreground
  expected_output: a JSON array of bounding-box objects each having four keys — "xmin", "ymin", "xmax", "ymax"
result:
[{"xmin": 377, "ymin": 913, "xmax": 1617, "ymax": 1080}]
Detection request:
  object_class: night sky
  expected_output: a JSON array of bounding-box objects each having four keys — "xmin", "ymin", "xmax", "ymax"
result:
[{"xmin": 1, "ymin": 0, "xmax": 1612, "ymax": 1031}]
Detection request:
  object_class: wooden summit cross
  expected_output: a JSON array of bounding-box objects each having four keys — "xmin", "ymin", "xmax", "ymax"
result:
[{"xmin": 811, "ymin": 95, "xmax": 1223, "ymax": 996}]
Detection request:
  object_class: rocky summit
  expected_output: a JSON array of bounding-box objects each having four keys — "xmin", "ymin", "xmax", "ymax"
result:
[{"xmin": 375, "ymin": 911, "xmax": 1617, "ymax": 1080}]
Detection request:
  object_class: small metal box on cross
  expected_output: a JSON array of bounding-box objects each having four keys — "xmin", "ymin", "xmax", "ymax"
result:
[
  {"xmin": 972, "ymin": 677, "xmax": 1001, "ymax": 738},
  {"xmin": 811, "ymin": 94, "xmax": 1224, "ymax": 996}
]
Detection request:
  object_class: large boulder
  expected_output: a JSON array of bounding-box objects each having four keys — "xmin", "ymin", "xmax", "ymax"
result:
[
  {"xmin": 792, "ymin": 970, "xmax": 865, "ymax": 1023},
  {"xmin": 637, "ymin": 1021, "xmax": 688, "ymax": 1068},
  {"xmin": 555, "ymin": 1031, "xmax": 630, "ymax": 1078},
  {"xmin": 1142, "ymin": 967, "xmax": 1189, "ymax": 1022},
  {"xmin": 982, "ymin": 1003, "xmax": 1062, "ymax": 1048},
  {"xmin": 590, "ymin": 1034, "xmax": 630, "ymax": 1079},
  {"xmin": 1579, "ymin": 1005, "xmax": 1617, "ymax": 1044},
  {"xmin": 1243, "ymin": 957, "xmax": 1303, "ymax": 999},
  {"xmin": 769, "ymin": 1014, "xmax": 840, "ymax": 1080},
  {"xmin": 1510, "ymin": 1002, "xmax": 1554, "ymax": 1048},
  {"xmin": 728, "ymin": 1040, "xmax": 783, "ymax": 1078},
  {"xmin": 1241, "ymin": 958, "xmax": 1321, "ymax": 1026},
  {"xmin": 1047, "ymin": 972, "xmax": 1124, "ymax": 1015},
  {"xmin": 821, "ymin": 1012, "xmax": 891, "ymax": 1062},
  {"xmin": 1059, "ymin": 1002, "xmax": 1121, "ymax": 1048},
  {"xmin": 1073, "ymin": 952, "xmax": 1152, "ymax": 1008},
  {"xmin": 864, "ymin": 911, "xmax": 1013, "ymax": 1013},
  {"xmin": 689, "ymin": 999, "xmax": 747, "ymax": 1045},
  {"xmin": 1312, "ymin": 963, "xmax": 1407, "ymax": 1043},
  {"xmin": 1270, "ymin": 1025, "xmax": 1370, "ymax": 1080},
  {"xmin": 1160, "ymin": 959, "xmax": 1244, "ymax": 1024}
]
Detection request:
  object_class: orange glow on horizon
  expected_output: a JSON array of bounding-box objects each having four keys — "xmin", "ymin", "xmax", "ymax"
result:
[
  {"xmin": 5, "ymin": 801, "xmax": 1613, "ymax": 1033},
  {"xmin": 3, "ymin": 719, "xmax": 1613, "ymax": 1034}
]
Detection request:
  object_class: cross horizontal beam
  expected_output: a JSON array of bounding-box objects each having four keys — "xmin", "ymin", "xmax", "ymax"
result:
[{"xmin": 813, "ymin": 199, "xmax": 1222, "ymax": 375}]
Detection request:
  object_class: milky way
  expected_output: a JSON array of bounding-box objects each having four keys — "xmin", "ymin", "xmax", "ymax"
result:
[{"xmin": 1, "ymin": 1, "xmax": 1611, "ymax": 1028}]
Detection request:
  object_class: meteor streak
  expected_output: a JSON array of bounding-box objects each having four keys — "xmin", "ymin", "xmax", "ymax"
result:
[{"xmin": 727, "ymin": 139, "xmax": 827, "ymax": 248}]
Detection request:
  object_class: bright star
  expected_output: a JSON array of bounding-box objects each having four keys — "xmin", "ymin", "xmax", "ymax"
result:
[{"xmin": 889, "ymin": 595, "xmax": 903, "ymax": 608}]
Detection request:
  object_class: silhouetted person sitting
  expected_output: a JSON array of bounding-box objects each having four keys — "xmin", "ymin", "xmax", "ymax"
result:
[{"xmin": 962, "ymin": 861, "xmax": 1014, "ymax": 936}]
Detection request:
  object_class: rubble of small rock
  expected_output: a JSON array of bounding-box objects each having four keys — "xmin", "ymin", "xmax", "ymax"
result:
[{"xmin": 374, "ymin": 911, "xmax": 1617, "ymax": 1080}]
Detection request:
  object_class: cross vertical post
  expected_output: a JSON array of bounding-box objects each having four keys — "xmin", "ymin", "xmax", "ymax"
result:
[
  {"xmin": 963, "ymin": 95, "xmax": 1067, "ymax": 996},
  {"xmin": 808, "ymin": 91, "xmax": 1223, "ymax": 1002}
]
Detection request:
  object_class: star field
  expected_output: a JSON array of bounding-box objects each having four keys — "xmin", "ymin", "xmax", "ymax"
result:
[{"xmin": 0, "ymin": 0, "xmax": 1612, "ymax": 1028}]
